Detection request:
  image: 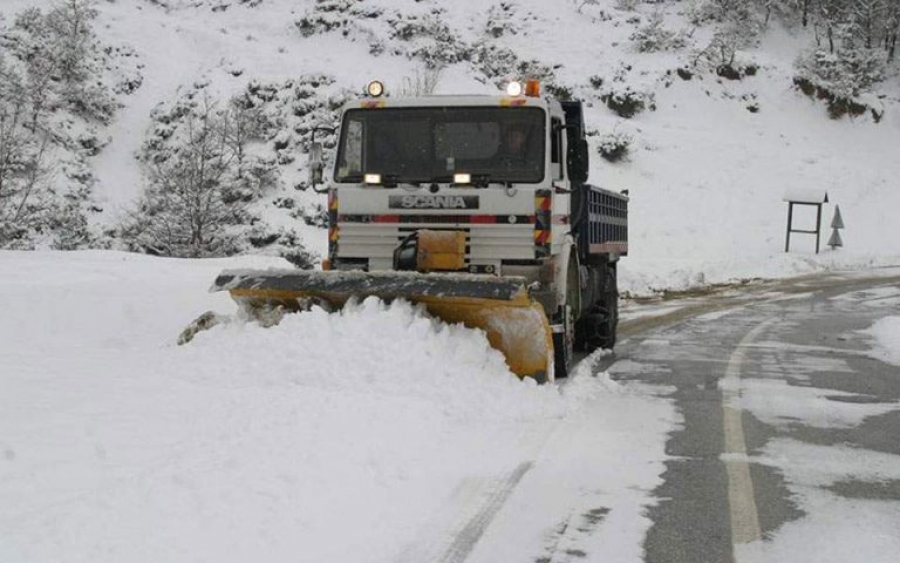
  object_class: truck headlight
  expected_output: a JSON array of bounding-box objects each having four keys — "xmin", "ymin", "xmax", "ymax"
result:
[
  {"xmin": 506, "ymin": 81, "xmax": 523, "ymax": 97},
  {"xmin": 366, "ymin": 80, "xmax": 385, "ymax": 97}
]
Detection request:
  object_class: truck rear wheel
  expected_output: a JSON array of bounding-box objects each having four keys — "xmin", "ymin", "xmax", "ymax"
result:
[
  {"xmin": 575, "ymin": 263, "xmax": 618, "ymax": 352},
  {"xmin": 601, "ymin": 262, "xmax": 618, "ymax": 349}
]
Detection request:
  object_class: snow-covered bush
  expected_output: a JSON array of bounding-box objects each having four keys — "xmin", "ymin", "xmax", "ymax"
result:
[
  {"xmin": 615, "ymin": 0, "xmax": 640, "ymax": 11},
  {"xmin": 630, "ymin": 10, "xmax": 687, "ymax": 52},
  {"xmin": 294, "ymin": 0, "xmax": 382, "ymax": 38},
  {"xmin": 143, "ymin": 0, "xmax": 264, "ymax": 8},
  {"xmin": 484, "ymin": 2, "xmax": 526, "ymax": 38},
  {"xmin": 386, "ymin": 9, "xmax": 468, "ymax": 69},
  {"xmin": 795, "ymin": 46, "xmax": 885, "ymax": 101},
  {"xmin": 291, "ymin": 202, "xmax": 329, "ymax": 229},
  {"xmin": 471, "ymin": 42, "xmax": 560, "ymax": 90},
  {"xmin": 246, "ymin": 224, "xmax": 318, "ymax": 269},
  {"xmin": 601, "ymin": 86, "xmax": 655, "ymax": 118},
  {"xmin": 688, "ymin": 0, "xmax": 761, "ymax": 27},
  {"xmin": 596, "ymin": 131, "xmax": 632, "ymax": 162},
  {"xmin": 794, "ymin": 45, "xmax": 884, "ymax": 119}
]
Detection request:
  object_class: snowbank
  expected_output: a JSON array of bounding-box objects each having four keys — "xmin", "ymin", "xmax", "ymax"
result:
[{"xmin": 0, "ymin": 250, "xmax": 673, "ymax": 563}]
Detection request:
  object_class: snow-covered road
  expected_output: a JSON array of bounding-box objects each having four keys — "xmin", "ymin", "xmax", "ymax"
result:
[
  {"xmin": 4, "ymin": 251, "xmax": 898, "ymax": 563},
  {"xmin": 0, "ymin": 251, "xmax": 676, "ymax": 562},
  {"xmin": 606, "ymin": 272, "xmax": 900, "ymax": 563}
]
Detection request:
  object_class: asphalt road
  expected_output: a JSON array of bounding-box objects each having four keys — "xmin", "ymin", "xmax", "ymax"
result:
[{"xmin": 598, "ymin": 270, "xmax": 900, "ymax": 563}]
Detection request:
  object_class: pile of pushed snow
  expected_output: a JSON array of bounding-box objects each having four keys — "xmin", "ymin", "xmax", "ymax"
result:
[{"xmin": 179, "ymin": 296, "xmax": 568, "ymax": 421}]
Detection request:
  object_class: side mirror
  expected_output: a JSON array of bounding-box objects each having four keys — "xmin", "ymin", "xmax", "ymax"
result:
[
  {"xmin": 568, "ymin": 139, "xmax": 589, "ymax": 183},
  {"xmin": 308, "ymin": 142, "xmax": 325, "ymax": 189}
]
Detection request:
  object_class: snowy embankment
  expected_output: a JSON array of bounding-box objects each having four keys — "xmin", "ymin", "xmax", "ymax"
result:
[{"xmin": 0, "ymin": 251, "xmax": 677, "ymax": 562}]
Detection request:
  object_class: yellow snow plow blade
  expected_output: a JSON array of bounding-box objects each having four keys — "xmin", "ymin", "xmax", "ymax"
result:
[{"xmin": 206, "ymin": 269, "xmax": 554, "ymax": 382}]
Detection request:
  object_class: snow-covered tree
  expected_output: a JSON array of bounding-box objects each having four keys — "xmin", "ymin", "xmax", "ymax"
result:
[
  {"xmin": 879, "ymin": 0, "xmax": 899, "ymax": 60},
  {"xmin": 2, "ymin": 0, "xmax": 115, "ymax": 125},
  {"xmin": 220, "ymin": 94, "xmax": 279, "ymax": 202},
  {"xmin": 5, "ymin": 8, "xmax": 57, "ymax": 130},
  {"xmin": 124, "ymin": 96, "xmax": 251, "ymax": 257},
  {"xmin": 0, "ymin": 90, "xmax": 52, "ymax": 246},
  {"xmin": 45, "ymin": 0, "xmax": 98, "ymax": 84}
]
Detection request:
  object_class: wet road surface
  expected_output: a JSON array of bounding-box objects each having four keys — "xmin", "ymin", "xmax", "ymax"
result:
[{"xmin": 602, "ymin": 270, "xmax": 900, "ymax": 562}]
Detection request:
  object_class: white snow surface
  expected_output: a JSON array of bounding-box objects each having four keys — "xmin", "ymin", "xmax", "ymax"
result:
[
  {"xmin": 863, "ymin": 316, "xmax": 900, "ymax": 367},
  {"xmin": 739, "ymin": 377, "xmax": 899, "ymax": 429},
  {"xmin": 739, "ymin": 439, "xmax": 900, "ymax": 563},
  {"xmin": 0, "ymin": 251, "xmax": 676, "ymax": 562},
  {"xmin": 3, "ymin": 0, "xmax": 900, "ymax": 558}
]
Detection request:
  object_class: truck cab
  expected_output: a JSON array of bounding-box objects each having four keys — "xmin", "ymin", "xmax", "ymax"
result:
[{"xmin": 309, "ymin": 80, "xmax": 627, "ymax": 377}]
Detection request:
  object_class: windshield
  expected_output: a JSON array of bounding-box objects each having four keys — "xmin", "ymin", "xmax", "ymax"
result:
[{"xmin": 334, "ymin": 106, "xmax": 546, "ymax": 184}]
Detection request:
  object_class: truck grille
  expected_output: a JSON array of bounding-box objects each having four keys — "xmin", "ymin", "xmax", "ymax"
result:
[{"xmin": 338, "ymin": 222, "xmax": 535, "ymax": 265}]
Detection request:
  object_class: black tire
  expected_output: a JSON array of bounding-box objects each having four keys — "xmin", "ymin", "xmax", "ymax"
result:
[
  {"xmin": 596, "ymin": 292, "xmax": 618, "ymax": 350},
  {"xmin": 596, "ymin": 262, "xmax": 618, "ymax": 350},
  {"xmin": 575, "ymin": 263, "xmax": 618, "ymax": 353},
  {"xmin": 554, "ymin": 255, "xmax": 580, "ymax": 379},
  {"xmin": 553, "ymin": 328, "xmax": 571, "ymax": 380}
]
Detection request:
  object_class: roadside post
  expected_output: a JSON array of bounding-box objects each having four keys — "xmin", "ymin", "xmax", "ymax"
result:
[{"xmin": 783, "ymin": 189, "xmax": 829, "ymax": 254}]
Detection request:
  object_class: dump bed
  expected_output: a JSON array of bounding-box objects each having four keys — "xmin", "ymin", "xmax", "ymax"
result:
[{"xmin": 577, "ymin": 184, "xmax": 629, "ymax": 259}]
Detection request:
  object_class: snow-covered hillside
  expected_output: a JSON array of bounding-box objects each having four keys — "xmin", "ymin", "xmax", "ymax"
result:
[{"xmin": 3, "ymin": 0, "xmax": 899, "ymax": 293}]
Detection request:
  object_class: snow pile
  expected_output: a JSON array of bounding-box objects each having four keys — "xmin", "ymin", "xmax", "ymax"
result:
[
  {"xmin": 862, "ymin": 316, "xmax": 900, "ymax": 367},
  {"xmin": 181, "ymin": 296, "xmax": 568, "ymax": 421}
]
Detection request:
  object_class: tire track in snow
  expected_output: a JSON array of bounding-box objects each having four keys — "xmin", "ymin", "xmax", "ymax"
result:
[
  {"xmin": 437, "ymin": 462, "xmax": 533, "ymax": 563},
  {"xmin": 395, "ymin": 462, "xmax": 533, "ymax": 563}
]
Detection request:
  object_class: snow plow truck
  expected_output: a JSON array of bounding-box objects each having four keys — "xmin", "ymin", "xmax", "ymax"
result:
[{"xmin": 180, "ymin": 79, "xmax": 628, "ymax": 382}]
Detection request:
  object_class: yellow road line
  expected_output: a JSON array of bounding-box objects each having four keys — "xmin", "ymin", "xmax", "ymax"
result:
[{"xmin": 721, "ymin": 319, "xmax": 775, "ymax": 548}]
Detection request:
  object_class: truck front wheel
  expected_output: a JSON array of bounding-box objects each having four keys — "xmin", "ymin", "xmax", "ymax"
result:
[
  {"xmin": 553, "ymin": 304, "xmax": 574, "ymax": 379},
  {"xmin": 553, "ymin": 253, "xmax": 581, "ymax": 379}
]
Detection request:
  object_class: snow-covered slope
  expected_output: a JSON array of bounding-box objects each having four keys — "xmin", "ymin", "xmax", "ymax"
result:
[{"xmin": 3, "ymin": 0, "xmax": 897, "ymax": 292}]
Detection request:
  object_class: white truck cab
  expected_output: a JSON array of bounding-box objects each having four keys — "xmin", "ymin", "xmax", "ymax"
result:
[{"xmin": 305, "ymin": 79, "xmax": 627, "ymax": 377}]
